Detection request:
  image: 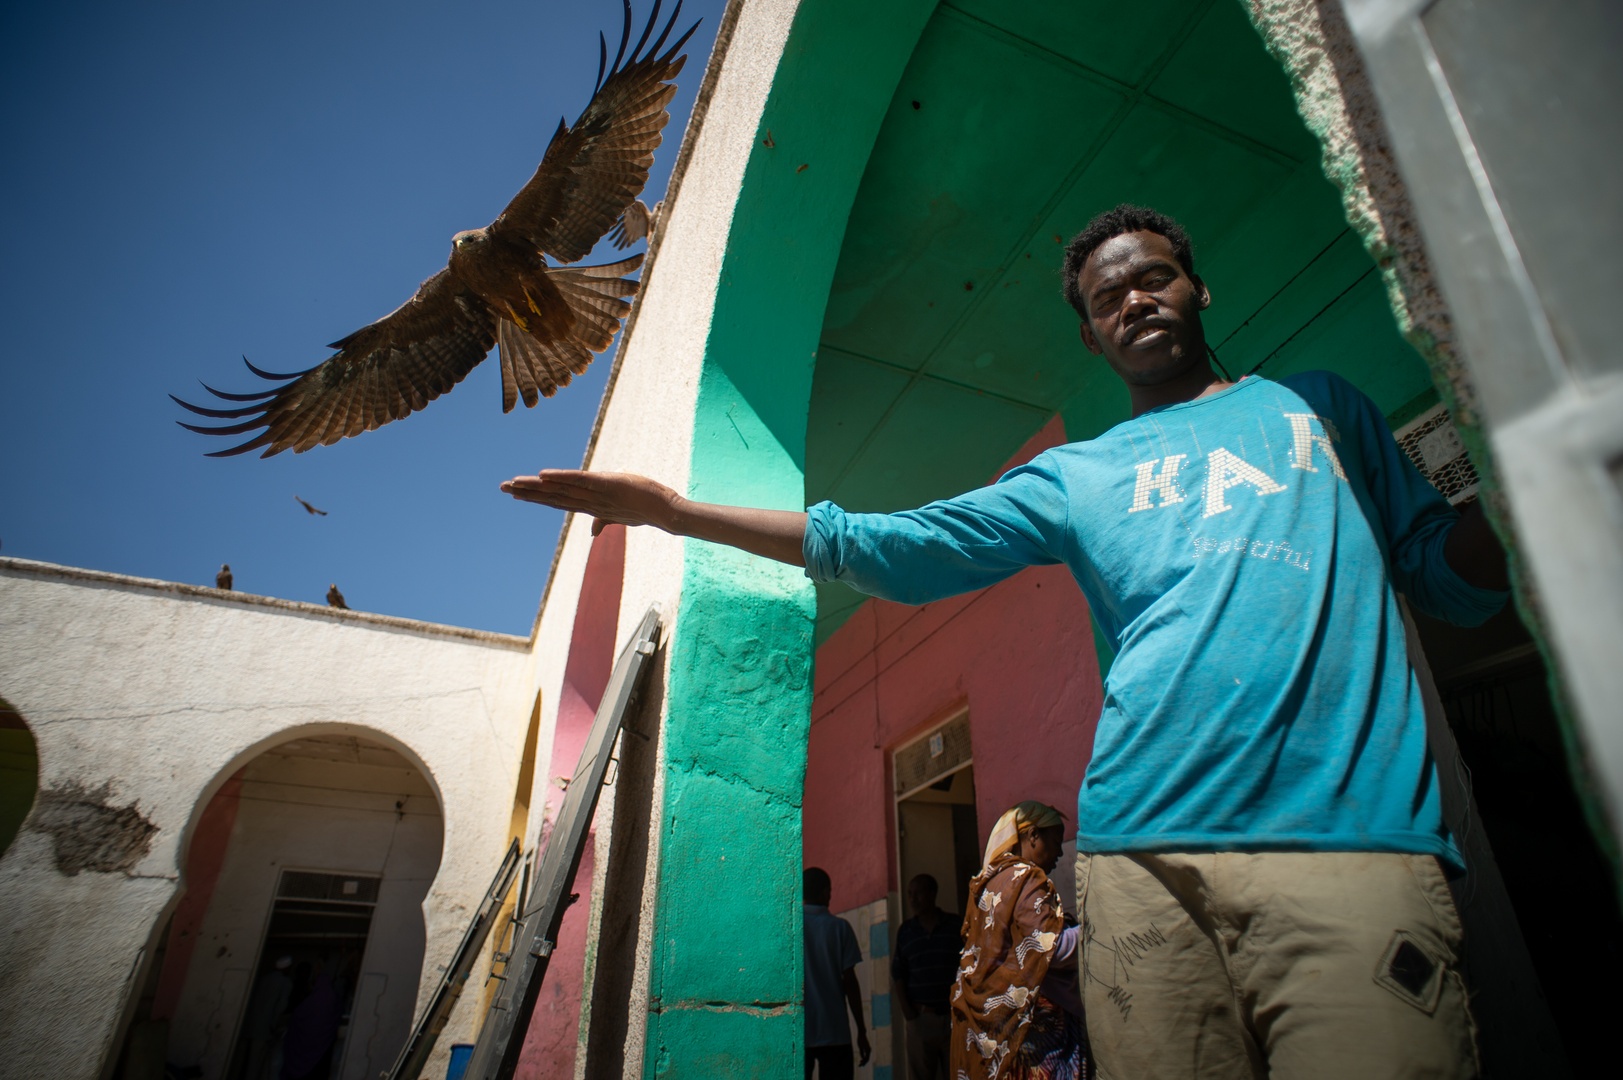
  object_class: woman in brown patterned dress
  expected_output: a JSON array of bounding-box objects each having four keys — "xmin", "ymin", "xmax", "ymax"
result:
[{"xmin": 951, "ymin": 801, "xmax": 1092, "ymax": 1080}]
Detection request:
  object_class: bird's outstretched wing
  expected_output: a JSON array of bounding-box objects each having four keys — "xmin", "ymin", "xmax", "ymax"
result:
[
  {"xmin": 493, "ymin": 0, "xmax": 697, "ymax": 263},
  {"xmin": 608, "ymin": 199, "xmax": 657, "ymax": 250},
  {"xmin": 175, "ymin": 2, "xmax": 694, "ymax": 458},
  {"xmin": 172, "ymin": 270, "xmax": 496, "ymax": 457}
]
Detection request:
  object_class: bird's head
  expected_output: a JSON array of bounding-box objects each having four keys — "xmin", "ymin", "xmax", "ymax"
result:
[{"xmin": 452, "ymin": 228, "xmax": 489, "ymax": 252}]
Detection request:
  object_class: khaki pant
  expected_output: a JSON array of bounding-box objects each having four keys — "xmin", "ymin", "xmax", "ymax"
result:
[{"xmin": 1076, "ymin": 851, "xmax": 1479, "ymax": 1080}]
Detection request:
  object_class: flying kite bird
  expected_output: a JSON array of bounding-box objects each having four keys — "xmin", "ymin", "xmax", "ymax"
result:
[
  {"xmin": 294, "ymin": 495, "xmax": 328, "ymax": 517},
  {"xmin": 172, "ymin": 1, "xmax": 697, "ymax": 458}
]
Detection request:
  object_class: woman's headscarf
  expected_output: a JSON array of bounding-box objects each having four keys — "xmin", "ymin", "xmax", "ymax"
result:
[{"xmin": 981, "ymin": 800, "xmax": 1066, "ymax": 869}]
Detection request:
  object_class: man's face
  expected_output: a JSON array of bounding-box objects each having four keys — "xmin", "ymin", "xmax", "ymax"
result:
[
  {"xmin": 907, "ymin": 877, "xmax": 937, "ymax": 914},
  {"xmin": 1076, "ymin": 230, "xmax": 1211, "ymax": 387}
]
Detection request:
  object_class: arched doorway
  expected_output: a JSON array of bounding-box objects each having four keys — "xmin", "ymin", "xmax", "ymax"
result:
[
  {"xmin": 114, "ymin": 730, "xmax": 444, "ymax": 1080},
  {"xmin": 0, "ymin": 697, "xmax": 39, "ymax": 859}
]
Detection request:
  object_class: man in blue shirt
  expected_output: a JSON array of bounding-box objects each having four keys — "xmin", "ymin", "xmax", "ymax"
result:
[
  {"xmin": 802, "ymin": 867, "xmax": 872, "ymax": 1079},
  {"xmin": 503, "ymin": 205, "xmax": 1509, "ymax": 1078}
]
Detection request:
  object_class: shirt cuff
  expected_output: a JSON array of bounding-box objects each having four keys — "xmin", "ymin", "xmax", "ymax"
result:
[
  {"xmin": 803, "ymin": 500, "xmax": 843, "ymax": 584},
  {"xmin": 1427, "ymin": 530, "xmax": 1511, "ymax": 626},
  {"xmin": 1049, "ymin": 924, "xmax": 1080, "ymax": 969}
]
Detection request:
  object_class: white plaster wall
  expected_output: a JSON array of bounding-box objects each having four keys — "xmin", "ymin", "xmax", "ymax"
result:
[
  {"xmin": 590, "ymin": 0, "xmax": 804, "ymax": 654},
  {"xmin": 527, "ymin": 0, "xmax": 808, "ymax": 717},
  {"xmin": 0, "ymin": 560, "xmax": 532, "ymax": 1080},
  {"xmin": 166, "ymin": 738, "xmax": 443, "ymax": 1080},
  {"xmin": 526, "ymin": 2, "xmax": 806, "ymax": 1072}
]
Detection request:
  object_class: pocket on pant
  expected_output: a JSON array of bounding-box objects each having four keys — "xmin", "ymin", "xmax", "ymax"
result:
[
  {"xmin": 1373, "ymin": 929, "xmax": 1448, "ymax": 1015},
  {"xmin": 1404, "ymin": 854, "xmax": 1464, "ymax": 945}
]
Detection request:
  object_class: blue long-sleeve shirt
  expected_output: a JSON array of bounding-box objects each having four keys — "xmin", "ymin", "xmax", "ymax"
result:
[{"xmin": 804, "ymin": 373, "xmax": 1506, "ymax": 866}]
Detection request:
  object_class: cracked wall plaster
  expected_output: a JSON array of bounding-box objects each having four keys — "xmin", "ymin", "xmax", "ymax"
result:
[{"xmin": 27, "ymin": 781, "xmax": 159, "ymax": 876}]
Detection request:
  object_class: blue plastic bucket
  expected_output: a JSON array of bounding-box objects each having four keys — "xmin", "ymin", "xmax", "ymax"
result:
[{"xmin": 446, "ymin": 1044, "xmax": 475, "ymax": 1080}]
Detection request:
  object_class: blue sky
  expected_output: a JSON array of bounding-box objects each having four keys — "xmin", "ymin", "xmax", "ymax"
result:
[{"xmin": 0, "ymin": 0, "xmax": 726, "ymax": 635}]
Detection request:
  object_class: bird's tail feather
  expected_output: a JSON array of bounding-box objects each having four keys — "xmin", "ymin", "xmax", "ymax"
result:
[
  {"xmin": 498, "ymin": 254, "xmax": 642, "ymax": 410},
  {"xmin": 500, "ymin": 320, "xmax": 586, "ymax": 410},
  {"xmin": 565, "ymin": 254, "xmax": 645, "ymax": 279}
]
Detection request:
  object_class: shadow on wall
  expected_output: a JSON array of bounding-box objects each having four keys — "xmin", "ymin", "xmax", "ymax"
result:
[{"xmin": 109, "ymin": 728, "xmax": 446, "ymax": 1080}]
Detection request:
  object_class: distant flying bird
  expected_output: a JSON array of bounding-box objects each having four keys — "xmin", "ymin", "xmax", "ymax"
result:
[
  {"xmin": 327, "ymin": 584, "xmax": 348, "ymax": 610},
  {"xmin": 608, "ymin": 199, "xmax": 661, "ymax": 249},
  {"xmin": 216, "ymin": 564, "xmax": 233, "ymax": 590},
  {"xmin": 295, "ymin": 495, "xmax": 328, "ymax": 516},
  {"xmin": 172, "ymin": 1, "xmax": 698, "ymax": 458}
]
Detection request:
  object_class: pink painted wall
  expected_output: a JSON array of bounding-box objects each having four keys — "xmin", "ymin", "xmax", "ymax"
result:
[
  {"xmin": 517, "ymin": 525, "xmax": 625, "ymax": 1080},
  {"xmin": 151, "ymin": 770, "xmax": 246, "ymax": 1020},
  {"xmin": 804, "ymin": 418, "xmax": 1104, "ymax": 912}
]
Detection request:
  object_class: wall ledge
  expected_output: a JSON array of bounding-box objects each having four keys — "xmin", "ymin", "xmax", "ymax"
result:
[{"xmin": 0, "ymin": 557, "xmax": 531, "ymax": 651}]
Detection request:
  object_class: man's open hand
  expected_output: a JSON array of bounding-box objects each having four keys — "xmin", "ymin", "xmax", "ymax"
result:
[
  {"xmin": 500, "ymin": 469, "xmax": 810, "ymax": 566},
  {"xmin": 501, "ymin": 470, "xmax": 680, "ymax": 536}
]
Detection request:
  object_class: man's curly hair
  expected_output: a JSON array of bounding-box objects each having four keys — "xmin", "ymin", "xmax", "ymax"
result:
[{"xmin": 1061, "ymin": 204, "xmax": 1196, "ymax": 322}]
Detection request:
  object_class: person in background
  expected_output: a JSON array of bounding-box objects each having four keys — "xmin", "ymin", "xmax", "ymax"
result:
[
  {"xmin": 239, "ymin": 955, "xmax": 293, "ymax": 1080},
  {"xmin": 804, "ymin": 866, "xmax": 873, "ymax": 1080},
  {"xmin": 280, "ymin": 958, "xmax": 341, "ymax": 1080},
  {"xmin": 892, "ymin": 873, "xmax": 963, "ymax": 1080},
  {"xmin": 953, "ymin": 802, "xmax": 1091, "ymax": 1080}
]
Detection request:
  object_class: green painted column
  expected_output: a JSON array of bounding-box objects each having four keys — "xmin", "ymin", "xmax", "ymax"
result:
[{"xmin": 643, "ymin": 1, "xmax": 936, "ymax": 1075}]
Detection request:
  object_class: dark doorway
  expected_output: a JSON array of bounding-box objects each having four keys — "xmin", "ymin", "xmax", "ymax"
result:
[
  {"xmin": 1410, "ymin": 600, "xmax": 1623, "ymax": 1074},
  {"xmin": 225, "ymin": 870, "xmax": 381, "ymax": 1080},
  {"xmin": 896, "ymin": 764, "xmax": 978, "ymax": 939},
  {"xmin": 0, "ymin": 699, "xmax": 38, "ymax": 857}
]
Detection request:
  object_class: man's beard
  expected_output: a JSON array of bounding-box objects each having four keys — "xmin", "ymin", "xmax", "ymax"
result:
[{"xmin": 1108, "ymin": 338, "xmax": 1201, "ymax": 387}]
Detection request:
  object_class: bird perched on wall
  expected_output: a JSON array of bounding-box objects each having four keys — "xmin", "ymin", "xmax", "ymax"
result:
[
  {"xmin": 294, "ymin": 495, "xmax": 328, "ymax": 517},
  {"xmin": 171, "ymin": 1, "xmax": 697, "ymax": 458},
  {"xmin": 216, "ymin": 564, "xmax": 233, "ymax": 590},
  {"xmin": 327, "ymin": 584, "xmax": 348, "ymax": 610}
]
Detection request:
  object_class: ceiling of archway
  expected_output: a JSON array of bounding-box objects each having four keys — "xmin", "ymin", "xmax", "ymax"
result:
[{"xmin": 807, "ymin": 0, "xmax": 1438, "ymax": 643}]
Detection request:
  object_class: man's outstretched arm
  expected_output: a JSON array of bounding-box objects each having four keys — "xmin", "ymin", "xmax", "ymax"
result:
[{"xmin": 501, "ymin": 470, "xmax": 808, "ymax": 567}]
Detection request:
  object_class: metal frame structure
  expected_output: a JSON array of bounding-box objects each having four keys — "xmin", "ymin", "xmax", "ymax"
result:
[{"xmin": 464, "ymin": 605, "xmax": 663, "ymax": 1080}]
